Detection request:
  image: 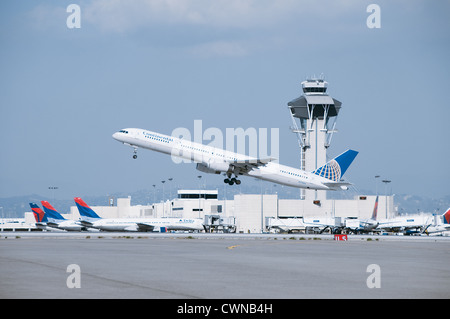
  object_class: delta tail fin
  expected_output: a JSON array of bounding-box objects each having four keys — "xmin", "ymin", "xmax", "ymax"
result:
[
  {"xmin": 29, "ymin": 203, "xmax": 48, "ymax": 223},
  {"xmin": 371, "ymin": 196, "xmax": 379, "ymax": 220},
  {"xmin": 443, "ymin": 208, "xmax": 450, "ymax": 224},
  {"xmin": 312, "ymin": 149, "xmax": 358, "ymax": 182},
  {"xmin": 74, "ymin": 197, "xmax": 101, "ymax": 219},
  {"xmin": 41, "ymin": 201, "xmax": 66, "ymax": 220}
]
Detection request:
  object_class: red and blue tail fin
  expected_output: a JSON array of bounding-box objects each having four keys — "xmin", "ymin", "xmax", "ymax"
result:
[
  {"xmin": 74, "ymin": 197, "xmax": 101, "ymax": 219},
  {"xmin": 41, "ymin": 201, "xmax": 66, "ymax": 220},
  {"xmin": 29, "ymin": 203, "xmax": 47, "ymax": 223},
  {"xmin": 443, "ymin": 208, "xmax": 450, "ymax": 224},
  {"xmin": 371, "ymin": 196, "xmax": 379, "ymax": 220}
]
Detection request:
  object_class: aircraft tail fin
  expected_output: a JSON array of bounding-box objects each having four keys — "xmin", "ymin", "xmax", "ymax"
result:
[
  {"xmin": 312, "ymin": 149, "xmax": 358, "ymax": 181},
  {"xmin": 372, "ymin": 196, "xmax": 379, "ymax": 220},
  {"xmin": 29, "ymin": 203, "xmax": 47, "ymax": 223},
  {"xmin": 443, "ymin": 208, "xmax": 450, "ymax": 224},
  {"xmin": 41, "ymin": 201, "xmax": 66, "ymax": 220},
  {"xmin": 74, "ymin": 197, "xmax": 101, "ymax": 219}
]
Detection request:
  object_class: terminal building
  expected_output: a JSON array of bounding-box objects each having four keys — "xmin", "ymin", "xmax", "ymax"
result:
[{"xmin": 62, "ymin": 190, "xmax": 392, "ymax": 234}]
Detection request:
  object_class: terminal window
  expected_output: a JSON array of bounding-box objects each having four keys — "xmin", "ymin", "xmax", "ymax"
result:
[{"xmin": 178, "ymin": 194, "xmax": 218, "ymax": 199}]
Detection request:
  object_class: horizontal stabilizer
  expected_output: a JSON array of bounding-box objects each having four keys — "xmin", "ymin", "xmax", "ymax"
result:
[{"xmin": 322, "ymin": 181, "xmax": 353, "ymax": 190}]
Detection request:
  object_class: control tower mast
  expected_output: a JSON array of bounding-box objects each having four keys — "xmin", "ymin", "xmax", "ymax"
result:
[{"xmin": 287, "ymin": 77, "xmax": 342, "ymax": 201}]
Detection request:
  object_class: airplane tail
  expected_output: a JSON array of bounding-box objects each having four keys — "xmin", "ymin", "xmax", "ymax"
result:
[
  {"xmin": 74, "ymin": 197, "xmax": 101, "ymax": 219},
  {"xmin": 372, "ymin": 196, "xmax": 379, "ymax": 220},
  {"xmin": 29, "ymin": 203, "xmax": 48, "ymax": 223},
  {"xmin": 41, "ymin": 201, "xmax": 66, "ymax": 220},
  {"xmin": 443, "ymin": 208, "xmax": 450, "ymax": 224},
  {"xmin": 312, "ymin": 149, "xmax": 359, "ymax": 182}
]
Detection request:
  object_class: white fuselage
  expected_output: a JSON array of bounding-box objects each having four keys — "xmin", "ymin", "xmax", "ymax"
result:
[
  {"xmin": 47, "ymin": 219, "xmax": 84, "ymax": 232},
  {"xmin": 87, "ymin": 217, "xmax": 204, "ymax": 232},
  {"xmin": 113, "ymin": 128, "xmax": 336, "ymax": 190},
  {"xmin": 424, "ymin": 224, "xmax": 450, "ymax": 235}
]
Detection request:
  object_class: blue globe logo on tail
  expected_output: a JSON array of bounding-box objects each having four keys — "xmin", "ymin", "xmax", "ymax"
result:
[
  {"xmin": 313, "ymin": 159, "xmax": 341, "ymax": 182},
  {"xmin": 312, "ymin": 150, "xmax": 358, "ymax": 181}
]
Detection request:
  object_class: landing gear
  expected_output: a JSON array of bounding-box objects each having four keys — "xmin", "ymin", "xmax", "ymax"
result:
[
  {"xmin": 224, "ymin": 177, "xmax": 241, "ymax": 185},
  {"xmin": 132, "ymin": 148, "xmax": 138, "ymax": 159}
]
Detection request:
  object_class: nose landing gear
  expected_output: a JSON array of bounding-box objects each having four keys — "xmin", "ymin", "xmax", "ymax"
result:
[{"xmin": 132, "ymin": 148, "xmax": 138, "ymax": 159}]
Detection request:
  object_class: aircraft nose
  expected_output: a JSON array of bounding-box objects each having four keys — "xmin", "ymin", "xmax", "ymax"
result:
[{"xmin": 112, "ymin": 132, "xmax": 120, "ymax": 140}]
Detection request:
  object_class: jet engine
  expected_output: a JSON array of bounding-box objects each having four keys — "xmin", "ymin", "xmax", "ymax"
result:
[{"xmin": 196, "ymin": 162, "xmax": 230, "ymax": 174}]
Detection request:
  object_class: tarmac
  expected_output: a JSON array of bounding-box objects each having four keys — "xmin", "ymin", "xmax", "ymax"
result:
[{"xmin": 1, "ymin": 232, "xmax": 449, "ymax": 299}]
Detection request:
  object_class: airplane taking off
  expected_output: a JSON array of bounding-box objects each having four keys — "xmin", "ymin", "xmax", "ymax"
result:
[
  {"xmin": 112, "ymin": 128, "xmax": 358, "ymax": 190},
  {"xmin": 74, "ymin": 197, "xmax": 204, "ymax": 232}
]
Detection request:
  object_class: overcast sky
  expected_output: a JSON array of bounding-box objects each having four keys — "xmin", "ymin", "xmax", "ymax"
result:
[{"xmin": 1, "ymin": 0, "xmax": 449, "ymax": 200}]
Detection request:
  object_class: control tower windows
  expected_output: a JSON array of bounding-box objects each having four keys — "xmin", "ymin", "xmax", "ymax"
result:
[{"xmin": 303, "ymin": 87, "xmax": 327, "ymax": 93}]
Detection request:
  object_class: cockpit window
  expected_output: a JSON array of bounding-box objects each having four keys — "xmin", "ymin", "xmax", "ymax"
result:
[{"xmin": 119, "ymin": 130, "xmax": 129, "ymax": 134}]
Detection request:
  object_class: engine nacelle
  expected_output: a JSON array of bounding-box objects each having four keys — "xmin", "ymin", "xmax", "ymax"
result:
[{"xmin": 196, "ymin": 162, "xmax": 230, "ymax": 175}]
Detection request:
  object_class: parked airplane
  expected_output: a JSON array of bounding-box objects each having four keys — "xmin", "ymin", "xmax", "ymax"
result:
[
  {"xmin": 74, "ymin": 197, "xmax": 205, "ymax": 232},
  {"xmin": 346, "ymin": 196, "xmax": 380, "ymax": 234},
  {"xmin": 376, "ymin": 214, "xmax": 432, "ymax": 235},
  {"xmin": 422, "ymin": 208, "xmax": 450, "ymax": 235},
  {"xmin": 40, "ymin": 201, "xmax": 85, "ymax": 231},
  {"xmin": 112, "ymin": 128, "xmax": 358, "ymax": 190}
]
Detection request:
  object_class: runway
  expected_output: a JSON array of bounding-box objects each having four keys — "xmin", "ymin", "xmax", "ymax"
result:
[{"xmin": 1, "ymin": 233, "xmax": 449, "ymax": 299}]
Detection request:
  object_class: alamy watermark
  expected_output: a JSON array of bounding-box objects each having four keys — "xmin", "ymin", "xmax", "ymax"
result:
[
  {"xmin": 170, "ymin": 120, "xmax": 279, "ymax": 165},
  {"xmin": 366, "ymin": 4, "xmax": 381, "ymax": 29},
  {"xmin": 66, "ymin": 264, "xmax": 81, "ymax": 288},
  {"xmin": 66, "ymin": 4, "xmax": 81, "ymax": 29},
  {"xmin": 366, "ymin": 264, "xmax": 381, "ymax": 288}
]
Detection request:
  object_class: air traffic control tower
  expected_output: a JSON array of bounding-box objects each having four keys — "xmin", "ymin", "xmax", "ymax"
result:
[{"xmin": 288, "ymin": 78, "xmax": 342, "ymax": 201}]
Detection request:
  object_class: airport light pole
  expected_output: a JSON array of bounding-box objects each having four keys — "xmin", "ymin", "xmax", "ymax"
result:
[
  {"xmin": 260, "ymin": 180, "xmax": 264, "ymax": 234},
  {"xmin": 374, "ymin": 175, "xmax": 380, "ymax": 196},
  {"xmin": 152, "ymin": 184, "xmax": 156, "ymax": 204},
  {"xmin": 48, "ymin": 186, "xmax": 58, "ymax": 203},
  {"xmin": 168, "ymin": 177, "xmax": 173, "ymax": 217},
  {"xmin": 161, "ymin": 180, "xmax": 166, "ymax": 217},
  {"xmin": 168, "ymin": 177, "xmax": 173, "ymax": 201},
  {"xmin": 197, "ymin": 175, "xmax": 202, "ymax": 218},
  {"xmin": 382, "ymin": 179, "xmax": 391, "ymax": 219}
]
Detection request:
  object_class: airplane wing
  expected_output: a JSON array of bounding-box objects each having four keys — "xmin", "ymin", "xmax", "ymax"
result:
[
  {"xmin": 34, "ymin": 222, "xmax": 48, "ymax": 229},
  {"xmin": 136, "ymin": 223, "xmax": 156, "ymax": 232},
  {"xmin": 229, "ymin": 157, "xmax": 276, "ymax": 174},
  {"xmin": 78, "ymin": 220, "xmax": 94, "ymax": 227},
  {"xmin": 46, "ymin": 221, "xmax": 60, "ymax": 228}
]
